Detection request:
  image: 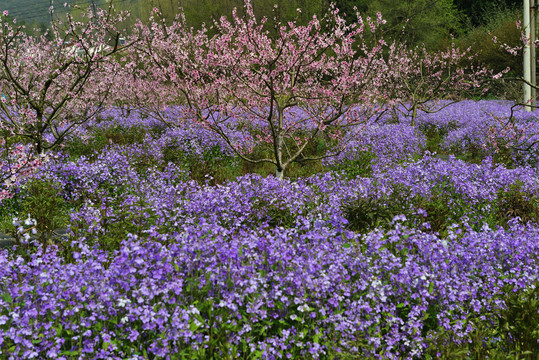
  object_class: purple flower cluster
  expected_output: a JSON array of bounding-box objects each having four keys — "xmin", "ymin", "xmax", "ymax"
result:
[
  {"xmin": 1, "ymin": 216, "xmax": 538, "ymax": 358},
  {"xmin": 412, "ymin": 100, "xmax": 539, "ymax": 165},
  {"xmin": 323, "ymin": 123, "xmax": 425, "ymax": 171}
]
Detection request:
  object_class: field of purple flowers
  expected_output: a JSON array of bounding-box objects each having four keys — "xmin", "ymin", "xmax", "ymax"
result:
[{"xmin": 2, "ymin": 101, "xmax": 539, "ymax": 359}]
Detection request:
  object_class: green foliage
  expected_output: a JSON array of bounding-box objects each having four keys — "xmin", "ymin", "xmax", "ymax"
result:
[
  {"xmin": 327, "ymin": 149, "xmax": 376, "ymax": 179},
  {"xmin": 65, "ymin": 122, "xmax": 148, "ymax": 159},
  {"xmin": 454, "ymin": 0, "xmax": 520, "ymax": 28},
  {"xmin": 490, "ymin": 136, "xmax": 530, "ymax": 169},
  {"xmin": 344, "ymin": 179, "xmax": 481, "ymax": 235},
  {"xmin": 134, "ymin": 0, "xmax": 330, "ymax": 32},
  {"xmin": 20, "ymin": 179, "xmax": 67, "ymax": 237},
  {"xmin": 251, "ymin": 198, "xmax": 297, "ymax": 228},
  {"xmin": 163, "ymin": 143, "xmax": 242, "ymax": 185},
  {"xmin": 2, "ymin": 178, "xmax": 71, "ymax": 256},
  {"xmin": 343, "ymin": 196, "xmax": 391, "ymax": 233},
  {"xmin": 343, "ymin": 184, "xmax": 412, "ymax": 233},
  {"xmin": 363, "ymin": 0, "xmax": 463, "ymax": 49},
  {"xmin": 452, "ymin": 142, "xmax": 488, "ymax": 165},
  {"xmin": 495, "ymin": 181, "xmax": 539, "ymax": 227},
  {"xmin": 419, "ymin": 122, "xmax": 458, "ymax": 154},
  {"xmin": 2, "ymin": 0, "xmax": 111, "ymax": 25},
  {"xmin": 424, "ymin": 281, "xmax": 539, "ymax": 359},
  {"xmin": 0, "ymin": 191, "xmax": 24, "ymax": 233},
  {"xmin": 415, "ymin": 197, "xmax": 454, "ymax": 234},
  {"xmin": 238, "ymin": 134, "xmax": 332, "ymax": 180},
  {"xmin": 455, "ymin": 7, "xmax": 522, "ymax": 100},
  {"xmin": 68, "ymin": 185, "xmax": 161, "ymax": 254},
  {"xmin": 495, "ymin": 283, "xmax": 539, "ymax": 358}
]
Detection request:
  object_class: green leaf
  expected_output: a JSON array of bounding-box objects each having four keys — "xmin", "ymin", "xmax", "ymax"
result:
[
  {"xmin": 428, "ymin": 282, "xmax": 434, "ymax": 294},
  {"xmin": 61, "ymin": 350, "xmax": 80, "ymax": 356},
  {"xmin": 342, "ymin": 243, "xmax": 351, "ymax": 249},
  {"xmin": 103, "ymin": 341, "xmax": 110, "ymax": 351},
  {"xmin": 189, "ymin": 320, "xmax": 201, "ymax": 332},
  {"xmin": 2, "ymin": 293, "xmax": 12, "ymax": 304}
]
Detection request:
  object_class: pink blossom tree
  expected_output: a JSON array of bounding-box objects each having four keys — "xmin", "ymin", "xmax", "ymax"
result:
[
  {"xmin": 131, "ymin": 2, "xmax": 392, "ymax": 179},
  {"xmin": 481, "ymin": 23, "xmax": 539, "ymax": 159},
  {"xmin": 0, "ymin": 3, "xmax": 132, "ymax": 156},
  {"xmin": 384, "ymin": 40, "xmax": 508, "ymax": 125},
  {"xmin": 116, "ymin": 9, "xmax": 216, "ymax": 127}
]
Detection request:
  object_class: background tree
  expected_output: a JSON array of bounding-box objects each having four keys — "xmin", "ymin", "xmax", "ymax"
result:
[
  {"xmin": 453, "ymin": 6, "xmax": 523, "ymax": 100},
  {"xmin": 361, "ymin": 0, "xmax": 463, "ymax": 49},
  {"xmin": 453, "ymin": 0, "xmax": 520, "ymax": 27}
]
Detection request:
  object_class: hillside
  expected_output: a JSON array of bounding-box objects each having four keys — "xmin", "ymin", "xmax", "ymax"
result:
[{"xmin": 0, "ymin": 0, "xmax": 113, "ymax": 24}]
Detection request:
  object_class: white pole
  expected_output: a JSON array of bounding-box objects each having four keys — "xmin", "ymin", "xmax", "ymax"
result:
[
  {"xmin": 524, "ymin": 0, "xmax": 532, "ymax": 111},
  {"xmin": 531, "ymin": 0, "xmax": 537, "ymax": 109}
]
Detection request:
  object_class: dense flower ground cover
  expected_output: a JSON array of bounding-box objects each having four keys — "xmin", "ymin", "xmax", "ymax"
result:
[{"xmin": 1, "ymin": 101, "xmax": 539, "ymax": 359}]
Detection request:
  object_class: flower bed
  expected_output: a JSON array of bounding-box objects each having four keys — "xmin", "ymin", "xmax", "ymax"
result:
[{"xmin": 1, "ymin": 101, "xmax": 539, "ymax": 359}]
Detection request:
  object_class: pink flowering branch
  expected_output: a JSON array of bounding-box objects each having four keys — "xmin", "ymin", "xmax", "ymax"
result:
[
  {"xmin": 490, "ymin": 19, "xmax": 539, "ymax": 107},
  {"xmin": 0, "ymin": 141, "xmax": 52, "ymax": 202},
  {"xmin": 385, "ymin": 40, "xmax": 507, "ymax": 124},
  {"xmin": 482, "ymin": 20, "xmax": 539, "ymax": 156}
]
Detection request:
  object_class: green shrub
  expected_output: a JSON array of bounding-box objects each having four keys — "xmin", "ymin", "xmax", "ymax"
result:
[
  {"xmin": 494, "ymin": 283, "xmax": 539, "ymax": 358},
  {"xmin": 451, "ymin": 140, "xmax": 488, "ymax": 165},
  {"xmin": 343, "ymin": 180, "xmax": 480, "ymax": 235},
  {"xmin": 20, "ymin": 178, "xmax": 67, "ymax": 240},
  {"xmin": 68, "ymin": 192, "xmax": 158, "ymax": 255},
  {"xmin": 424, "ymin": 282, "xmax": 539, "ymax": 360},
  {"xmin": 251, "ymin": 198, "xmax": 297, "ymax": 229},
  {"xmin": 65, "ymin": 123, "xmax": 148, "ymax": 159},
  {"xmin": 419, "ymin": 122, "xmax": 458, "ymax": 154},
  {"xmin": 455, "ymin": 8, "xmax": 522, "ymax": 100},
  {"xmin": 0, "ymin": 191, "xmax": 25, "ymax": 232},
  {"xmin": 163, "ymin": 143, "xmax": 241, "ymax": 184},
  {"xmin": 491, "ymin": 136, "xmax": 529, "ymax": 169},
  {"xmin": 239, "ymin": 134, "xmax": 333, "ymax": 180},
  {"xmin": 5, "ymin": 178, "xmax": 70, "ymax": 257},
  {"xmin": 495, "ymin": 181, "xmax": 539, "ymax": 227},
  {"xmin": 328, "ymin": 149, "xmax": 377, "ymax": 179},
  {"xmin": 343, "ymin": 184, "xmax": 412, "ymax": 233}
]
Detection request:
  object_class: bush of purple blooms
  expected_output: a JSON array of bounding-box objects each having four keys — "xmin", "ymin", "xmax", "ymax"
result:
[{"xmin": 1, "ymin": 101, "xmax": 539, "ymax": 359}]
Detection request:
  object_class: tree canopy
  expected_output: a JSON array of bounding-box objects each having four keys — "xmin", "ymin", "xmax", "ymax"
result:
[{"xmin": 3, "ymin": 0, "xmax": 523, "ymax": 47}]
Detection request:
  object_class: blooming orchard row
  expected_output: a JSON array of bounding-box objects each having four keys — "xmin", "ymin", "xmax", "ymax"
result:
[{"xmin": 0, "ymin": 0, "xmax": 502, "ymax": 186}]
